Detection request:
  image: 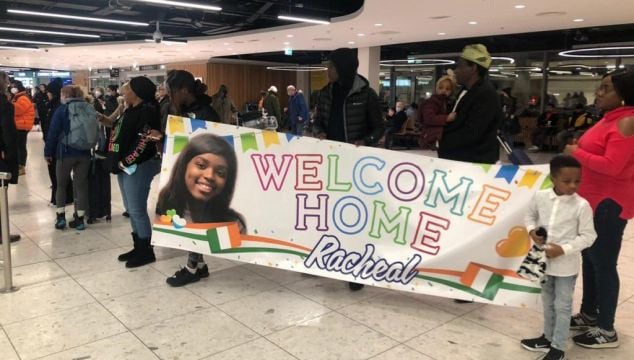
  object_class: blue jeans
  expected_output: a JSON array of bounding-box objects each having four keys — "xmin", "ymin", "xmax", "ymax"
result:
[
  {"xmin": 542, "ymin": 274, "xmax": 577, "ymax": 351},
  {"xmin": 118, "ymin": 158, "xmax": 160, "ymax": 239},
  {"xmin": 291, "ymin": 121, "xmax": 304, "ymax": 136},
  {"xmin": 580, "ymin": 198, "xmax": 628, "ymax": 331},
  {"xmin": 117, "ymin": 172, "xmax": 129, "ymax": 215}
]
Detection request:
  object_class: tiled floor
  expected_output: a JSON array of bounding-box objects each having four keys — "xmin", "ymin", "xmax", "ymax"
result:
[{"xmin": 1, "ymin": 134, "xmax": 633, "ymax": 359}]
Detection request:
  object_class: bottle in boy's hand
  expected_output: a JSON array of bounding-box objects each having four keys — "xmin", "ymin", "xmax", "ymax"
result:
[{"xmin": 530, "ymin": 226, "xmax": 548, "ymax": 245}]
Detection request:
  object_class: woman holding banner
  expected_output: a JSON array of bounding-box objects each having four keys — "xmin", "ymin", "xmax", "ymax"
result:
[
  {"xmin": 158, "ymin": 133, "xmax": 245, "ymax": 287},
  {"xmin": 564, "ymin": 69, "xmax": 634, "ymax": 349}
]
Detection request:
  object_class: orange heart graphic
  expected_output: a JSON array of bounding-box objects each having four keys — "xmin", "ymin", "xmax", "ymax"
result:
[
  {"xmin": 159, "ymin": 215, "xmax": 173, "ymax": 225},
  {"xmin": 496, "ymin": 226, "xmax": 531, "ymax": 258}
]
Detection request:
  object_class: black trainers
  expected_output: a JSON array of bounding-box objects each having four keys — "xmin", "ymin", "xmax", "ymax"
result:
[
  {"xmin": 570, "ymin": 313, "xmax": 597, "ymax": 331},
  {"xmin": 54, "ymin": 213, "xmax": 66, "ymax": 230},
  {"xmin": 166, "ymin": 267, "xmax": 200, "ymax": 287},
  {"xmin": 573, "ymin": 327, "xmax": 619, "ymax": 349},
  {"xmin": 195, "ymin": 264, "xmax": 209, "ymax": 278},
  {"xmin": 68, "ymin": 214, "xmax": 86, "ymax": 230},
  {"xmin": 521, "ymin": 334, "xmax": 551, "ymax": 353},
  {"xmin": 540, "ymin": 348, "xmax": 565, "ymax": 360},
  {"xmin": 348, "ymin": 282, "xmax": 364, "ymax": 291}
]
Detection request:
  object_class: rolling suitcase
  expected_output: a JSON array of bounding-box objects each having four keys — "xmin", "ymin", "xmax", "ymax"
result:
[
  {"xmin": 498, "ymin": 135, "xmax": 533, "ymax": 165},
  {"xmin": 87, "ymin": 155, "xmax": 112, "ymax": 223}
]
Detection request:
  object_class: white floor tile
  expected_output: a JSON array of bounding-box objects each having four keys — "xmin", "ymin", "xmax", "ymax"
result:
[
  {"xmin": 219, "ymin": 287, "xmax": 330, "ymax": 335},
  {"xmin": 101, "ymin": 285, "xmax": 210, "ymax": 329},
  {"xmin": 370, "ymin": 345, "xmax": 433, "ymax": 360},
  {"xmin": 202, "ymin": 338, "xmax": 296, "ymax": 360},
  {"xmin": 0, "ymin": 278, "xmax": 94, "ymax": 325},
  {"xmin": 9, "ymin": 260, "xmax": 68, "ymax": 287},
  {"xmin": 74, "ymin": 266, "xmax": 168, "ymax": 300},
  {"xmin": 55, "ymin": 248, "xmax": 126, "ymax": 275},
  {"xmin": 463, "ymin": 304, "xmax": 542, "ymax": 341},
  {"xmin": 4, "ymin": 303, "xmax": 126, "ymax": 360},
  {"xmin": 0, "ymin": 238, "xmax": 51, "ymax": 267},
  {"xmin": 267, "ymin": 312, "xmax": 397, "ymax": 360},
  {"xmin": 0, "ymin": 328, "xmax": 19, "ymax": 360},
  {"xmin": 187, "ymin": 266, "xmax": 279, "ymax": 305},
  {"xmin": 243, "ymin": 263, "xmax": 306, "ymax": 285},
  {"xmin": 39, "ymin": 332, "xmax": 158, "ymax": 360},
  {"xmin": 36, "ymin": 231, "xmax": 119, "ymax": 259},
  {"xmin": 134, "ymin": 307, "xmax": 258, "ymax": 359},
  {"xmin": 286, "ymin": 276, "xmax": 385, "ymax": 310},
  {"xmin": 340, "ymin": 292, "xmax": 456, "ymax": 342}
]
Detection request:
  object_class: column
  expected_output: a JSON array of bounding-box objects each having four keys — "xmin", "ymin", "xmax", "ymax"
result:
[{"xmin": 357, "ymin": 46, "xmax": 381, "ymax": 93}]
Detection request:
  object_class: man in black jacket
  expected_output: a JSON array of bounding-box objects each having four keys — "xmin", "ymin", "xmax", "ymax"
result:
[
  {"xmin": 438, "ymin": 44, "xmax": 501, "ymax": 164},
  {"xmin": 313, "ymin": 48, "xmax": 384, "ymax": 146},
  {"xmin": 313, "ymin": 48, "xmax": 384, "ymax": 291}
]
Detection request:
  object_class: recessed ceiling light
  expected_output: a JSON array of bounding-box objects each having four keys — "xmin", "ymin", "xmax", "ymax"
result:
[
  {"xmin": 0, "ymin": 45, "xmax": 40, "ymax": 51},
  {"xmin": 286, "ymin": 34, "xmax": 294, "ymax": 38},
  {"xmin": 348, "ymin": 41, "xmax": 355, "ymax": 44},
  {"xmin": 374, "ymin": 23, "xmax": 383, "ymax": 27},
  {"xmin": 573, "ymin": 18, "xmax": 584, "ymax": 22},
  {"xmin": 437, "ymin": 32, "xmax": 446, "ymax": 35},
  {"xmin": 0, "ymin": 26, "xmax": 100, "ymax": 38},
  {"xmin": 357, "ymin": 33, "xmax": 365, "ymax": 37},
  {"xmin": 223, "ymin": 42, "xmax": 229, "ymax": 45},
  {"xmin": 514, "ymin": 5, "xmax": 526, "ymax": 9},
  {"xmin": 468, "ymin": 21, "xmax": 478, "ymax": 25},
  {"xmin": 278, "ymin": 15, "xmax": 330, "ymax": 25},
  {"xmin": 0, "ymin": 38, "xmax": 64, "ymax": 46},
  {"xmin": 135, "ymin": 0, "xmax": 221, "ymax": 12},
  {"xmin": 283, "ymin": 41, "xmax": 290, "ymax": 45}
]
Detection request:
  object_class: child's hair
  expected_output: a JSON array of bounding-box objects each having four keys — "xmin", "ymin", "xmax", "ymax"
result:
[
  {"xmin": 157, "ymin": 133, "xmax": 239, "ymax": 223},
  {"xmin": 166, "ymin": 70, "xmax": 207, "ymax": 97},
  {"xmin": 61, "ymin": 85, "xmax": 84, "ymax": 99},
  {"xmin": 550, "ymin": 154, "xmax": 581, "ymax": 176}
]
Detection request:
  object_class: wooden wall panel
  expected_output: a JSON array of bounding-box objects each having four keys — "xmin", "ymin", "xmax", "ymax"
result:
[{"xmin": 206, "ymin": 62, "xmax": 297, "ymax": 111}]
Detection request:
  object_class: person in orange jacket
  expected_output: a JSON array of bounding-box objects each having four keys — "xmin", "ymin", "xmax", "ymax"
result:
[{"xmin": 10, "ymin": 80, "xmax": 35, "ymax": 175}]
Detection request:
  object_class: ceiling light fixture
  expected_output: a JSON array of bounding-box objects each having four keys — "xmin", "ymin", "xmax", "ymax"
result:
[
  {"xmin": 286, "ymin": 34, "xmax": 294, "ymax": 38},
  {"xmin": 348, "ymin": 41, "xmax": 355, "ymax": 45},
  {"xmin": 7, "ymin": 9, "xmax": 149, "ymax": 26},
  {"xmin": 380, "ymin": 59, "xmax": 455, "ymax": 67},
  {"xmin": 278, "ymin": 15, "xmax": 330, "ymax": 25},
  {"xmin": 0, "ymin": 26, "xmax": 100, "ymax": 38},
  {"xmin": 0, "ymin": 45, "xmax": 40, "ymax": 51},
  {"xmin": 492, "ymin": 56, "xmax": 515, "ymax": 64},
  {"xmin": 374, "ymin": 23, "xmax": 383, "ymax": 27},
  {"xmin": 437, "ymin": 32, "xmax": 446, "ymax": 35},
  {"xmin": 133, "ymin": 0, "xmax": 221, "ymax": 11},
  {"xmin": 559, "ymin": 46, "xmax": 634, "ymax": 58},
  {"xmin": 573, "ymin": 18, "xmax": 585, "ymax": 22},
  {"xmin": 266, "ymin": 66, "xmax": 328, "ymax": 72},
  {"xmin": 357, "ymin": 33, "xmax": 365, "ymax": 37},
  {"xmin": 514, "ymin": 5, "xmax": 526, "ymax": 9},
  {"xmin": 0, "ymin": 38, "xmax": 64, "ymax": 46},
  {"xmin": 468, "ymin": 21, "xmax": 478, "ymax": 25}
]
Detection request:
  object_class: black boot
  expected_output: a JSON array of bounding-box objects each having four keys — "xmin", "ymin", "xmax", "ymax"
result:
[
  {"xmin": 125, "ymin": 237, "xmax": 155, "ymax": 268},
  {"xmin": 348, "ymin": 282, "xmax": 365, "ymax": 291},
  {"xmin": 118, "ymin": 233, "xmax": 138, "ymax": 262}
]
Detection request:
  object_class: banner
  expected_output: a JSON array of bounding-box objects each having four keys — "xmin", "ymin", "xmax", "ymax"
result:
[{"xmin": 153, "ymin": 116, "xmax": 551, "ymax": 306}]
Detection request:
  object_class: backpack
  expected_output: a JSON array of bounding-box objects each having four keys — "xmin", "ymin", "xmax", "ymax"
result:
[{"xmin": 61, "ymin": 101, "xmax": 99, "ymax": 150}]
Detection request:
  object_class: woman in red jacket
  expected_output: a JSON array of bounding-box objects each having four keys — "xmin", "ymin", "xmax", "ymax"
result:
[
  {"xmin": 564, "ymin": 69, "xmax": 634, "ymax": 349},
  {"xmin": 10, "ymin": 80, "xmax": 35, "ymax": 175},
  {"xmin": 418, "ymin": 75, "xmax": 455, "ymax": 150}
]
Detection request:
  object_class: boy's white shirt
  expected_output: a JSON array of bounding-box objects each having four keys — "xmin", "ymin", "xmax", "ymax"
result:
[{"xmin": 525, "ymin": 189, "xmax": 597, "ymax": 277}]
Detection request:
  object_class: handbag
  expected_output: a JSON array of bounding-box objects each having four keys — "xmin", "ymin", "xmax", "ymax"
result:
[{"xmin": 517, "ymin": 227, "xmax": 548, "ymax": 282}]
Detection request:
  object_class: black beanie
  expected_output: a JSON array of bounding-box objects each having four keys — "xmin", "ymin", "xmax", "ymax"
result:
[
  {"xmin": 47, "ymin": 80, "xmax": 62, "ymax": 98},
  {"xmin": 328, "ymin": 48, "xmax": 359, "ymax": 86},
  {"xmin": 129, "ymin": 76, "xmax": 157, "ymax": 102}
]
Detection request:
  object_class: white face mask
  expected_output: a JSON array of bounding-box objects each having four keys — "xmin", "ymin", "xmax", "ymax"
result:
[
  {"xmin": 60, "ymin": 97, "xmax": 68, "ymax": 104},
  {"xmin": 10, "ymin": 87, "xmax": 18, "ymax": 94},
  {"xmin": 94, "ymin": 91, "xmax": 102, "ymax": 97}
]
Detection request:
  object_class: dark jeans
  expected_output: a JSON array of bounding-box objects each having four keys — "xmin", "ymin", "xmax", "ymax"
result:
[
  {"xmin": 16, "ymin": 130, "xmax": 29, "ymax": 167},
  {"xmin": 580, "ymin": 198, "xmax": 628, "ymax": 331},
  {"xmin": 56, "ymin": 156, "xmax": 90, "ymax": 213},
  {"xmin": 48, "ymin": 158, "xmax": 74, "ymax": 205}
]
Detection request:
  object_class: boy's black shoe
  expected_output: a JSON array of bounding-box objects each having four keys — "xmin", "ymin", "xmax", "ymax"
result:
[
  {"xmin": 166, "ymin": 267, "xmax": 200, "ymax": 287},
  {"xmin": 521, "ymin": 334, "xmax": 551, "ymax": 353},
  {"xmin": 539, "ymin": 348, "xmax": 565, "ymax": 360},
  {"xmin": 570, "ymin": 312, "xmax": 597, "ymax": 331},
  {"xmin": 573, "ymin": 327, "xmax": 619, "ymax": 349}
]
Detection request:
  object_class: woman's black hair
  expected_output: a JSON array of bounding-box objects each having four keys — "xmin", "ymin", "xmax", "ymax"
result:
[
  {"xmin": 157, "ymin": 133, "xmax": 239, "ymax": 223},
  {"xmin": 465, "ymin": 59, "xmax": 489, "ymax": 78},
  {"xmin": 13, "ymin": 80, "xmax": 25, "ymax": 92},
  {"xmin": 166, "ymin": 70, "xmax": 207, "ymax": 97},
  {"xmin": 608, "ymin": 69, "xmax": 634, "ymax": 106}
]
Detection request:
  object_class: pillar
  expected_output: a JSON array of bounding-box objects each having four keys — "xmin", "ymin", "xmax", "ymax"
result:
[{"xmin": 357, "ymin": 46, "xmax": 381, "ymax": 93}]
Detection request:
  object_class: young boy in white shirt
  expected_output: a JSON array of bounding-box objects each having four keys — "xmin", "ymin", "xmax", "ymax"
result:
[{"xmin": 521, "ymin": 155, "xmax": 597, "ymax": 360}]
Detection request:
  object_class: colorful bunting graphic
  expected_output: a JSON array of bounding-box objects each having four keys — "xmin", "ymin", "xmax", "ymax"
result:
[
  {"xmin": 262, "ymin": 130, "xmax": 281, "ymax": 148},
  {"xmin": 518, "ymin": 170, "xmax": 542, "ymax": 189},
  {"xmin": 222, "ymin": 135, "xmax": 234, "ymax": 148},
  {"xmin": 173, "ymin": 135, "xmax": 189, "ymax": 154},
  {"xmin": 190, "ymin": 119, "xmax": 207, "ymax": 133},
  {"xmin": 541, "ymin": 175, "xmax": 553, "ymax": 189},
  {"xmin": 168, "ymin": 116, "xmax": 185, "ymax": 135},
  {"xmin": 240, "ymin": 132, "xmax": 258, "ymax": 152},
  {"xmin": 285, "ymin": 133, "xmax": 298, "ymax": 142},
  {"xmin": 495, "ymin": 165, "xmax": 519, "ymax": 184}
]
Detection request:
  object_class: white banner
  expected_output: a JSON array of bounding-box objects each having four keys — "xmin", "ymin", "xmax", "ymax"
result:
[{"xmin": 153, "ymin": 116, "xmax": 551, "ymax": 306}]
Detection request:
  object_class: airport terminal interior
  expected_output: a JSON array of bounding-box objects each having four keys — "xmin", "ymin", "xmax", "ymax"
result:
[{"xmin": 1, "ymin": 1, "xmax": 634, "ymax": 359}]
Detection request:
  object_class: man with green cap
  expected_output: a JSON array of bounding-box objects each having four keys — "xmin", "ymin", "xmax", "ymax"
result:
[{"xmin": 438, "ymin": 44, "xmax": 502, "ymax": 164}]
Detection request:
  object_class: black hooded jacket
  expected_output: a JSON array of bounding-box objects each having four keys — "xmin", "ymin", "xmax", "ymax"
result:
[{"xmin": 313, "ymin": 48, "xmax": 383, "ymax": 145}]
